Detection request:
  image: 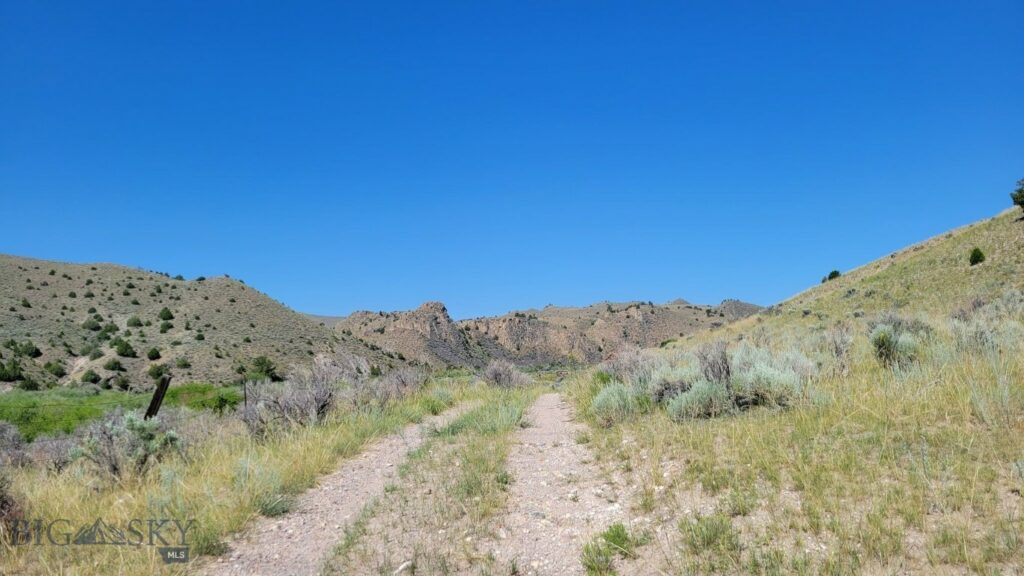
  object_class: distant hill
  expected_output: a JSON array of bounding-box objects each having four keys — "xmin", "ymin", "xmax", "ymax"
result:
[
  {"xmin": 0, "ymin": 253, "xmax": 762, "ymax": 387},
  {"xmin": 334, "ymin": 298, "xmax": 761, "ymax": 368},
  {"xmin": 0, "ymin": 255, "xmax": 400, "ymax": 388}
]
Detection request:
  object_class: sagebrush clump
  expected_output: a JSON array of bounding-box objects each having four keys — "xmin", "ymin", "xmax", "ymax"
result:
[
  {"xmin": 482, "ymin": 359, "xmax": 532, "ymax": 389},
  {"xmin": 591, "ymin": 382, "xmax": 640, "ymax": 427},
  {"xmin": 869, "ymin": 312, "xmax": 931, "ymax": 368},
  {"xmin": 73, "ymin": 410, "xmax": 181, "ymax": 479}
]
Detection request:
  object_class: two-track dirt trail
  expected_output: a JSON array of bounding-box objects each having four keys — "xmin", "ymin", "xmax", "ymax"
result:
[
  {"xmin": 197, "ymin": 404, "xmax": 474, "ymax": 576},
  {"xmin": 489, "ymin": 392, "xmax": 626, "ymax": 575}
]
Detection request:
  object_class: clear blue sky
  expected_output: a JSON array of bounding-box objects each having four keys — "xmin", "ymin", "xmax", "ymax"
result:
[{"xmin": 2, "ymin": 1, "xmax": 1021, "ymax": 319}]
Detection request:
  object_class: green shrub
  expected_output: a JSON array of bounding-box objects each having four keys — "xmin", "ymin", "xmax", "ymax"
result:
[
  {"xmin": 1012, "ymin": 178, "xmax": 1024, "ymax": 211},
  {"xmin": 126, "ymin": 316, "xmax": 143, "ymax": 328},
  {"xmin": 249, "ymin": 356, "xmax": 280, "ymax": 381},
  {"xmin": 81, "ymin": 318, "xmax": 101, "ymax": 331},
  {"xmin": 114, "ymin": 339, "xmax": 137, "ymax": 358},
  {"xmin": 159, "ymin": 321, "xmax": 173, "ymax": 334},
  {"xmin": 158, "ymin": 307, "xmax": 174, "ymax": 321},
  {"xmin": 175, "ymin": 357, "xmax": 192, "ymax": 369},
  {"xmin": 147, "ymin": 364, "xmax": 168, "ymax": 381},
  {"xmin": 44, "ymin": 361, "xmax": 66, "ymax": 378},
  {"xmin": 0, "ymin": 359, "xmax": 23, "ymax": 382},
  {"xmin": 822, "ymin": 270, "xmax": 842, "ymax": 283},
  {"xmin": 80, "ymin": 369, "xmax": 101, "ymax": 384},
  {"xmin": 591, "ymin": 382, "xmax": 639, "ymax": 427},
  {"xmin": 667, "ymin": 380, "xmax": 732, "ymax": 420},
  {"xmin": 103, "ymin": 358, "xmax": 124, "ymax": 371},
  {"xmin": 969, "ymin": 247, "xmax": 986, "ymax": 266},
  {"xmin": 147, "ymin": 347, "xmax": 161, "ymax": 361}
]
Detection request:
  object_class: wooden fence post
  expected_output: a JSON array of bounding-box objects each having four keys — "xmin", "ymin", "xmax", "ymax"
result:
[{"xmin": 144, "ymin": 374, "xmax": 173, "ymax": 420}]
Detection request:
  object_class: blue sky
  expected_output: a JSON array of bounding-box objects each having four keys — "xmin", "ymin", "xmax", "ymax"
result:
[{"xmin": 2, "ymin": 1, "xmax": 1022, "ymax": 319}]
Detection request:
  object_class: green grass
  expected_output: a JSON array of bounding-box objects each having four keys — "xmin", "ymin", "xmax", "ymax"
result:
[
  {"xmin": 0, "ymin": 383, "xmax": 243, "ymax": 440},
  {"xmin": 0, "ymin": 388, "xmax": 147, "ymax": 440}
]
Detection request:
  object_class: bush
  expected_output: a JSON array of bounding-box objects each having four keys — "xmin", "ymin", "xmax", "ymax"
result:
[
  {"xmin": 81, "ymin": 318, "xmax": 101, "ymax": 331},
  {"xmin": 80, "ymin": 369, "xmax": 101, "ymax": 384},
  {"xmin": 969, "ymin": 247, "xmax": 986, "ymax": 266},
  {"xmin": 240, "ymin": 357, "xmax": 346, "ymax": 436},
  {"xmin": 600, "ymin": 345, "xmax": 661, "ymax": 388},
  {"xmin": 27, "ymin": 434, "xmax": 76, "ymax": 472},
  {"xmin": 148, "ymin": 364, "xmax": 169, "ymax": 381},
  {"xmin": 248, "ymin": 356, "xmax": 280, "ymax": 381},
  {"xmin": 0, "ymin": 422, "xmax": 26, "ymax": 467},
  {"xmin": 175, "ymin": 357, "xmax": 192, "ymax": 369},
  {"xmin": 0, "ymin": 359, "xmax": 22, "ymax": 382},
  {"xmin": 113, "ymin": 338, "xmax": 136, "ymax": 356},
  {"xmin": 591, "ymin": 382, "xmax": 639, "ymax": 427},
  {"xmin": 158, "ymin": 307, "xmax": 174, "ymax": 321},
  {"xmin": 869, "ymin": 314, "xmax": 929, "ymax": 368},
  {"xmin": 73, "ymin": 410, "xmax": 180, "ymax": 479},
  {"xmin": 103, "ymin": 358, "xmax": 124, "ymax": 371},
  {"xmin": 668, "ymin": 380, "xmax": 733, "ymax": 420},
  {"xmin": 646, "ymin": 361, "xmax": 700, "ymax": 404},
  {"xmin": 159, "ymin": 321, "xmax": 173, "ymax": 333},
  {"xmin": 367, "ymin": 367, "xmax": 427, "ymax": 405},
  {"xmin": 731, "ymin": 361, "xmax": 802, "ymax": 408},
  {"xmin": 1012, "ymin": 178, "xmax": 1024, "ymax": 211},
  {"xmin": 147, "ymin": 347, "xmax": 161, "ymax": 361},
  {"xmin": 126, "ymin": 316, "xmax": 143, "ymax": 328},
  {"xmin": 482, "ymin": 359, "xmax": 532, "ymax": 388},
  {"xmin": 822, "ymin": 270, "xmax": 841, "ymax": 283},
  {"xmin": 44, "ymin": 360, "xmax": 66, "ymax": 378},
  {"xmin": 696, "ymin": 341, "xmax": 731, "ymax": 385},
  {"xmin": 0, "ymin": 470, "xmax": 24, "ymax": 544}
]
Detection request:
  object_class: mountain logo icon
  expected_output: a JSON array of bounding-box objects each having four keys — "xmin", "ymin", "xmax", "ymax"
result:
[{"xmin": 72, "ymin": 519, "xmax": 128, "ymax": 545}]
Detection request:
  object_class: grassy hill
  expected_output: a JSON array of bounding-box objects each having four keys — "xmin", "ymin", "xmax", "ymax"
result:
[
  {"xmin": 0, "ymin": 254, "xmax": 397, "ymax": 389},
  {"xmin": 570, "ymin": 208, "xmax": 1024, "ymax": 574}
]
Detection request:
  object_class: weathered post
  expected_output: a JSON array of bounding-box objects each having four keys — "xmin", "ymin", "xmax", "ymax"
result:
[{"xmin": 144, "ymin": 374, "xmax": 173, "ymax": 420}]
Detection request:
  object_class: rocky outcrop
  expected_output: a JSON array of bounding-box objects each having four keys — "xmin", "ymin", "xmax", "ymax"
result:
[{"xmin": 333, "ymin": 298, "xmax": 762, "ymax": 368}]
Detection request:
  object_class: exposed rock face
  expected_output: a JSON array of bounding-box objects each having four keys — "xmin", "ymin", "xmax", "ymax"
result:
[
  {"xmin": 334, "ymin": 298, "xmax": 763, "ymax": 368},
  {"xmin": 335, "ymin": 302, "xmax": 485, "ymax": 367}
]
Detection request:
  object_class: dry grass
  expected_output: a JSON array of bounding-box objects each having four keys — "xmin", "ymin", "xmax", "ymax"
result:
[
  {"xmin": 568, "ymin": 210, "xmax": 1024, "ymax": 574},
  {"xmin": 323, "ymin": 386, "xmax": 540, "ymax": 575},
  {"xmin": 0, "ymin": 375, "xmax": 482, "ymax": 575}
]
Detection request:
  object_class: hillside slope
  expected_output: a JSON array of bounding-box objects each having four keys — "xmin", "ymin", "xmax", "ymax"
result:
[
  {"xmin": 0, "ymin": 255, "xmax": 397, "ymax": 388},
  {"xmin": 572, "ymin": 207, "xmax": 1024, "ymax": 574},
  {"xmin": 734, "ymin": 207, "xmax": 1024, "ymax": 333}
]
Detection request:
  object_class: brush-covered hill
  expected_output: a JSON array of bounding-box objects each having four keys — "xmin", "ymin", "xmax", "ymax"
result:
[
  {"xmin": 743, "ymin": 207, "xmax": 1024, "ymax": 330},
  {"xmin": 0, "ymin": 255, "xmax": 398, "ymax": 388},
  {"xmin": 334, "ymin": 298, "xmax": 761, "ymax": 368},
  {"xmin": 571, "ymin": 207, "xmax": 1024, "ymax": 574}
]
